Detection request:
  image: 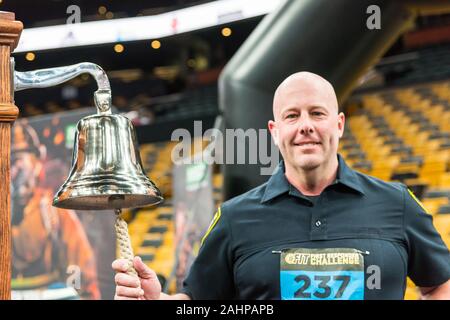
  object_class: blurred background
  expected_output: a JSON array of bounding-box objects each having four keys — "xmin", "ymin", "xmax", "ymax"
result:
[{"xmin": 3, "ymin": 0, "xmax": 450, "ymax": 299}]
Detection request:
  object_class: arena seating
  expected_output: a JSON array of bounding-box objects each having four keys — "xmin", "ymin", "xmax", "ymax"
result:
[{"xmin": 344, "ymin": 79, "xmax": 450, "ymax": 299}]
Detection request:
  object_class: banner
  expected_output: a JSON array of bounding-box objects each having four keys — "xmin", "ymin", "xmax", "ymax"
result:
[
  {"xmin": 11, "ymin": 108, "xmax": 116, "ymax": 300},
  {"xmin": 172, "ymin": 161, "xmax": 215, "ymax": 291}
]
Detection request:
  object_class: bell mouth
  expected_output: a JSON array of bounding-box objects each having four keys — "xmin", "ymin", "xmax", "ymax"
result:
[
  {"xmin": 53, "ymin": 192, "xmax": 163, "ymax": 210},
  {"xmin": 51, "ymin": 112, "xmax": 164, "ymax": 211},
  {"xmin": 52, "ymin": 169, "xmax": 164, "ymax": 210}
]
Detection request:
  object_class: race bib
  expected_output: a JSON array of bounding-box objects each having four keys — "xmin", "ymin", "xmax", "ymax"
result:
[{"xmin": 280, "ymin": 248, "xmax": 365, "ymax": 300}]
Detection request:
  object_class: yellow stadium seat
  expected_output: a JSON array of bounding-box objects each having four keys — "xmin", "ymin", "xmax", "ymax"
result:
[
  {"xmin": 136, "ymin": 246, "xmax": 157, "ymax": 255},
  {"xmin": 439, "ymin": 173, "xmax": 450, "ymax": 187},
  {"xmin": 433, "ymin": 215, "xmax": 450, "ymax": 247},
  {"xmin": 422, "ymin": 198, "xmax": 449, "ymax": 215},
  {"xmin": 420, "ymin": 174, "xmax": 442, "ymax": 188}
]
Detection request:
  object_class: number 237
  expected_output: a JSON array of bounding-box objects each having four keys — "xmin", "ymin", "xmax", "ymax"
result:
[{"xmin": 295, "ymin": 275, "xmax": 350, "ymax": 299}]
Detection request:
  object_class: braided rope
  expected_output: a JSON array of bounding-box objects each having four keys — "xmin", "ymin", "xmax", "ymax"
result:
[{"xmin": 115, "ymin": 214, "xmax": 138, "ymax": 277}]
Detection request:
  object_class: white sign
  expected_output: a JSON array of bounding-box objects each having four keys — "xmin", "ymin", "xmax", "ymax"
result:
[{"xmin": 15, "ymin": 0, "xmax": 283, "ymax": 53}]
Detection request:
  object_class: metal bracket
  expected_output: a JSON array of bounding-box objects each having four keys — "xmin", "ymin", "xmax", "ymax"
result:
[{"xmin": 13, "ymin": 62, "xmax": 112, "ymax": 115}]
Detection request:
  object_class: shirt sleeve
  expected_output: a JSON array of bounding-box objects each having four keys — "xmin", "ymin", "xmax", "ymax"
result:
[
  {"xmin": 404, "ymin": 187, "xmax": 450, "ymax": 287},
  {"xmin": 181, "ymin": 206, "xmax": 235, "ymax": 299}
]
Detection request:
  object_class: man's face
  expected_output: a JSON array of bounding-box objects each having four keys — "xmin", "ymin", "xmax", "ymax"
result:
[{"xmin": 268, "ymin": 76, "xmax": 345, "ymax": 172}]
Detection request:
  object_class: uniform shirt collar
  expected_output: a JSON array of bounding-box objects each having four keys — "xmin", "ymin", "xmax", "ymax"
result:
[
  {"xmin": 335, "ymin": 154, "xmax": 365, "ymax": 195},
  {"xmin": 261, "ymin": 154, "xmax": 365, "ymax": 203}
]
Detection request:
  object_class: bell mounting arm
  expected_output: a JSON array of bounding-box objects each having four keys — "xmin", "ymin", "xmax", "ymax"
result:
[{"xmin": 13, "ymin": 61, "xmax": 112, "ymax": 115}]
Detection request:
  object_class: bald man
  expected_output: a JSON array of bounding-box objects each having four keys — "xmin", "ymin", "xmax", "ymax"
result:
[{"xmin": 113, "ymin": 72, "xmax": 450, "ymax": 300}]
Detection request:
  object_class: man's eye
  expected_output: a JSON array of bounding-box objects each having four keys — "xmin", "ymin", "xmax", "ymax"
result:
[
  {"xmin": 286, "ymin": 114, "xmax": 298, "ymax": 119},
  {"xmin": 311, "ymin": 111, "xmax": 324, "ymax": 116}
]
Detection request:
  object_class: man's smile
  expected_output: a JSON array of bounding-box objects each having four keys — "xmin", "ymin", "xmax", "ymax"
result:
[{"xmin": 293, "ymin": 140, "xmax": 321, "ymax": 147}]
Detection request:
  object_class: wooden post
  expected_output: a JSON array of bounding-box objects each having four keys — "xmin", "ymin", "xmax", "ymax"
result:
[{"xmin": 0, "ymin": 11, "xmax": 23, "ymax": 300}]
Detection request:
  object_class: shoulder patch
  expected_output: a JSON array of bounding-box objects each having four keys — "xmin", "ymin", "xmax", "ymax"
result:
[
  {"xmin": 407, "ymin": 188, "xmax": 430, "ymax": 214},
  {"xmin": 201, "ymin": 207, "xmax": 222, "ymax": 246}
]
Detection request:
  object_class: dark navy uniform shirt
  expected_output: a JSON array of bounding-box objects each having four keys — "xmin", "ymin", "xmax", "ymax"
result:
[{"xmin": 182, "ymin": 155, "xmax": 450, "ymax": 299}]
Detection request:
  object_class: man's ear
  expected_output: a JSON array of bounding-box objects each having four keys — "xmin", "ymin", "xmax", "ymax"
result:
[
  {"xmin": 268, "ymin": 120, "xmax": 279, "ymax": 146},
  {"xmin": 337, "ymin": 112, "xmax": 345, "ymax": 138}
]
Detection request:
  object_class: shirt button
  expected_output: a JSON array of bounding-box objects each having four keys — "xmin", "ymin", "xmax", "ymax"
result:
[{"xmin": 315, "ymin": 220, "xmax": 322, "ymax": 227}]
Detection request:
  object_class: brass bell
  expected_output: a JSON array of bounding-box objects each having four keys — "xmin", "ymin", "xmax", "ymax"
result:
[
  {"xmin": 12, "ymin": 61, "xmax": 161, "ymax": 210},
  {"xmin": 14, "ymin": 61, "xmax": 161, "ymax": 280},
  {"xmin": 53, "ymin": 89, "xmax": 163, "ymax": 210}
]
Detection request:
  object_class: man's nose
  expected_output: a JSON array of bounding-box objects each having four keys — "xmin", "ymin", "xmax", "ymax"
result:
[{"xmin": 298, "ymin": 115, "xmax": 314, "ymax": 135}]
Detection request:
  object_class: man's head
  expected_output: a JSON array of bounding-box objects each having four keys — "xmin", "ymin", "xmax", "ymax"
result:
[{"xmin": 268, "ymin": 72, "xmax": 345, "ymax": 173}]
